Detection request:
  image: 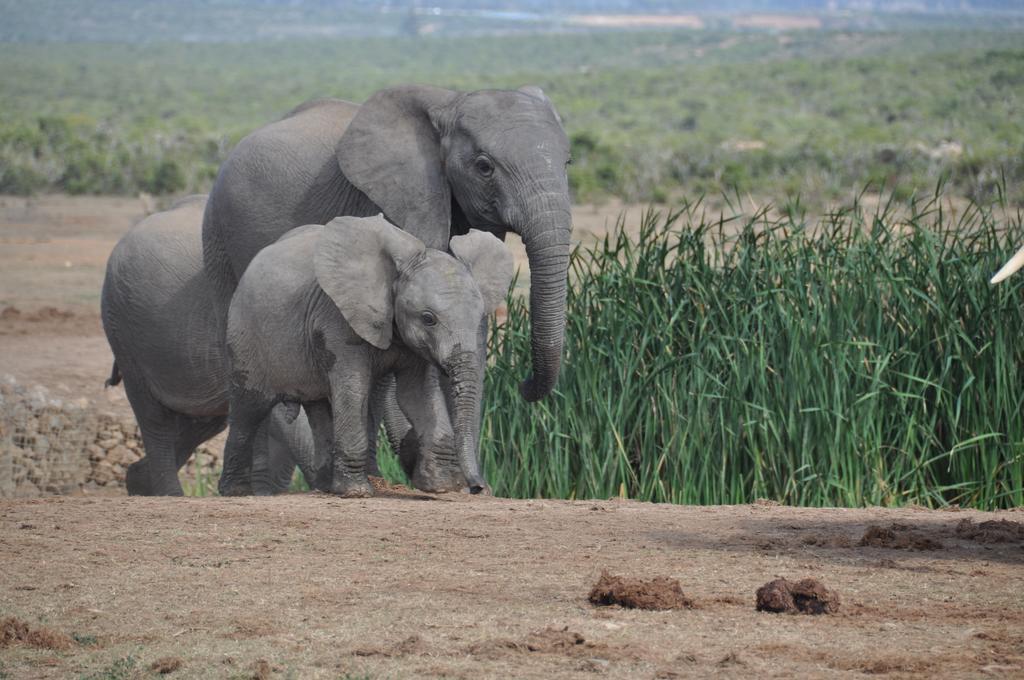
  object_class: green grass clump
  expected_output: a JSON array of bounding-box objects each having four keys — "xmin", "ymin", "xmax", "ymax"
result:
[{"xmin": 481, "ymin": 193, "xmax": 1024, "ymax": 509}]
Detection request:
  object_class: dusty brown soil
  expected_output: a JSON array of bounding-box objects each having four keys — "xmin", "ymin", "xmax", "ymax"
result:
[
  {"xmin": 1, "ymin": 498, "xmax": 1022, "ymax": 678},
  {"xmin": 2, "ymin": 195, "xmax": 1023, "ymax": 678}
]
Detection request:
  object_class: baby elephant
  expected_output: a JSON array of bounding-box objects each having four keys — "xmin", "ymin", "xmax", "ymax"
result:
[{"xmin": 220, "ymin": 214, "xmax": 512, "ymax": 498}]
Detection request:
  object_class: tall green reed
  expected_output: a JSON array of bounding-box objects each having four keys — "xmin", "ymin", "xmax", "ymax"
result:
[{"xmin": 481, "ymin": 193, "xmax": 1024, "ymax": 509}]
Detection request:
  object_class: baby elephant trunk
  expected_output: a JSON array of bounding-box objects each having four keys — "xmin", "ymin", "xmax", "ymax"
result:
[{"xmin": 444, "ymin": 350, "xmax": 487, "ymax": 494}]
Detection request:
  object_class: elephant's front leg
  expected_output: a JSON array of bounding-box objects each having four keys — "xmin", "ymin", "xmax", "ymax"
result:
[
  {"xmin": 370, "ymin": 373, "xmax": 413, "ymax": 476},
  {"xmin": 328, "ymin": 364, "xmax": 375, "ymax": 498},
  {"xmin": 395, "ymin": 364, "xmax": 464, "ymax": 493}
]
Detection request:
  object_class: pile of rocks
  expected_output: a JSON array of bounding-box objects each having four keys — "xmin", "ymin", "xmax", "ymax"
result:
[
  {"xmin": 85, "ymin": 415, "xmax": 146, "ymax": 487},
  {"xmin": 0, "ymin": 376, "xmax": 223, "ymax": 497}
]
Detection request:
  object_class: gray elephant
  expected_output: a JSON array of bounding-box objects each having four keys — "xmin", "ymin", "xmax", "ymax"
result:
[
  {"xmin": 218, "ymin": 214, "xmax": 513, "ymax": 498},
  {"xmin": 202, "ymin": 85, "xmax": 573, "ymax": 488},
  {"xmin": 101, "ymin": 195, "xmax": 318, "ymax": 496}
]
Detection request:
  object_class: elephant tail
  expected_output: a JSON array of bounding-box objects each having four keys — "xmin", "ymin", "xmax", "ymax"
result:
[{"xmin": 104, "ymin": 361, "xmax": 122, "ymax": 388}]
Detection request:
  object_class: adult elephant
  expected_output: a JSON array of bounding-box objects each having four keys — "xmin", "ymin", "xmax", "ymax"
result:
[
  {"xmin": 202, "ymin": 85, "xmax": 572, "ymax": 405},
  {"xmin": 102, "ymin": 195, "xmax": 319, "ymax": 495}
]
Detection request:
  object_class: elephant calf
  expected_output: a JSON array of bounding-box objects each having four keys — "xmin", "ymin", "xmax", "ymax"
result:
[
  {"xmin": 219, "ymin": 214, "xmax": 512, "ymax": 498},
  {"xmin": 101, "ymin": 195, "xmax": 318, "ymax": 495}
]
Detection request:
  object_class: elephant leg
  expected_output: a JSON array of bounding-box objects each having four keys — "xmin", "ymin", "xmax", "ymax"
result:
[
  {"xmin": 172, "ymin": 414, "xmax": 227, "ymax": 484},
  {"xmin": 369, "ymin": 373, "xmax": 413, "ymax": 476},
  {"xmin": 398, "ymin": 428, "xmax": 421, "ymax": 480},
  {"xmin": 363, "ymin": 376, "xmax": 388, "ymax": 478},
  {"xmin": 248, "ymin": 417, "xmax": 280, "ymax": 496},
  {"xmin": 328, "ymin": 367, "xmax": 374, "ymax": 498},
  {"xmin": 305, "ymin": 400, "xmax": 334, "ymax": 491},
  {"xmin": 124, "ymin": 458, "xmax": 152, "ymax": 496},
  {"xmin": 120, "ymin": 376, "xmax": 191, "ymax": 496},
  {"xmin": 260, "ymin": 404, "xmax": 317, "ymax": 494},
  {"xmin": 394, "ymin": 364, "xmax": 464, "ymax": 493},
  {"xmin": 219, "ymin": 397, "xmax": 272, "ymax": 497},
  {"xmin": 124, "ymin": 413, "xmax": 223, "ymax": 496}
]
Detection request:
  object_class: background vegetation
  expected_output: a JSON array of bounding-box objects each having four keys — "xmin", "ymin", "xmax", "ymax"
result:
[
  {"xmin": 473, "ymin": 196, "xmax": 1024, "ymax": 510},
  {"xmin": 1, "ymin": 29, "xmax": 1022, "ymax": 205}
]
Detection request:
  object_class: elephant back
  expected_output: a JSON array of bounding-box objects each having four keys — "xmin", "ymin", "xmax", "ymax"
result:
[{"xmin": 201, "ymin": 98, "xmax": 376, "ymax": 304}]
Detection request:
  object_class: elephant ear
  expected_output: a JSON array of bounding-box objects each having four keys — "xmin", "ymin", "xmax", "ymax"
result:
[
  {"xmin": 336, "ymin": 86, "xmax": 460, "ymax": 251},
  {"xmin": 450, "ymin": 230, "xmax": 514, "ymax": 314},
  {"xmin": 517, "ymin": 85, "xmax": 562, "ymax": 126},
  {"xmin": 314, "ymin": 214, "xmax": 425, "ymax": 349}
]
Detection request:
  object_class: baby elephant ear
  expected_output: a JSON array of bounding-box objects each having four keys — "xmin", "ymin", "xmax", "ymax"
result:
[
  {"xmin": 449, "ymin": 230, "xmax": 514, "ymax": 314},
  {"xmin": 315, "ymin": 215, "xmax": 425, "ymax": 349}
]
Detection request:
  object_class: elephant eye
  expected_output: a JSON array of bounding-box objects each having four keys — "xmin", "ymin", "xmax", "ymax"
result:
[
  {"xmin": 474, "ymin": 155, "xmax": 494, "ymax": 177},
  {"xmin": 566, "ymin": 156, "xmax": 573, "ymax": 166},
  {"xmin": 421, "ymin": 311, "xmax": 437, "ymax": 327}
]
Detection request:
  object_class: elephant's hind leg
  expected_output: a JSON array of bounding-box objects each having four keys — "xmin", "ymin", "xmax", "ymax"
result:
[
  {"xmin": 370, "ymin": 373, "xmax": 413, "ymax": 477},
  {"xmin": 121, "ymin": 376, "xmax": 224, "ymax": 496},
  {"xmin": 219, "ymin": 396, "xmax": 273, "ymax": 496},
  {"xmin": 171, "ymin": 414, "xmax": 227, "ymax": 493}
]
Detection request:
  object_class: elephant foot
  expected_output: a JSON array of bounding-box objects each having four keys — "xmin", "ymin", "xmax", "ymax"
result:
[
  {"xmin": 462, "ymin": 482, "xmax": 492, "ymax": 496},
  {"xmin": 411, "ymin": 460, "xmax": 466, "ymax": 494},
  {"xmin": 332, "ymin": 473, "xmax": 374, "ymax": 498},
  {"xmin": 312, "ymin": 464, "xmax": 333, "ymax": 492},
  {"xmin": 125, "ymin": 460, "xmax": 151, "ymax": 496},
  {"xmin": 218, "ymin": 477, "xmax": 253, "ymax": 497}
]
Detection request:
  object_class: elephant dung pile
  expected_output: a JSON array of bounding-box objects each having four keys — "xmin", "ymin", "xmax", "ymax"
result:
[
  {"xmin": 588, "ymin": 571, "xmax": 694, "ymax": 610},
  {"xmin": 858, "ymin": 524, "xmax": 943, "ymax": 551},
  {"xmin": 0, "ymin": 376, "xmax": 221, "ymax": 497},
  {"xmin": 755, "ymin": 578, "xmax": 840, "ymax": 615}
]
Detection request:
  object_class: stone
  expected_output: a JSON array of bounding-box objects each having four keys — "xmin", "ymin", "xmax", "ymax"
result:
[
  {"xmin": 107, "ymin": 445, "xmax": 134, "ymax": 466},
  {"xmin": 33, "ymin": 435, "xmax": 50, "ymax": 455}
]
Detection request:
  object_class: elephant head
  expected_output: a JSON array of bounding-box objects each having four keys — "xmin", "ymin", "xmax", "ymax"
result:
[
  {"xmin": 337, "ymin": 85, "xmax": 572, "ymax": 402},
  {"xmin": 991, "ymin": 245, "xmax": 1024, "ymax": 284},
  {"xmin": 314, "ymin": 215, "xmax": 514, "ymax": 492}
]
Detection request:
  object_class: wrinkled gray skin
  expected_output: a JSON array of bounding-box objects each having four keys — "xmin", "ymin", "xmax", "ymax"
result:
[
  {"xmin": 219, "ymin": 215, "xmax": 513, "ymax": 498},
  {"xmin": 203, "ymin": 85, "xmax": 572, "ymax": 489},
  {"xmin": 101, "ymin": 195, "xmax": 318, "ymax": 496}
]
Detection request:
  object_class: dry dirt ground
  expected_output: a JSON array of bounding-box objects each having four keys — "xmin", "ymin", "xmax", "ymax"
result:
[
  {"xmin": 2, "ymin": 195, "xmax": 1023, "ymax": 678},
  {"xmin": 1, "ymin": 497, "xmax": 1022, "ymax": 678}
]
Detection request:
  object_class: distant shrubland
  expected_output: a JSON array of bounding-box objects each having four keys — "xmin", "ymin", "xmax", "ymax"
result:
[{"xmin": 1, "ymin": 29, "xmax": 1022, "ymax": 205}]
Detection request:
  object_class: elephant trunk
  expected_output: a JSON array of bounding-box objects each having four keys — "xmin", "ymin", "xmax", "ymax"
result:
[
  {"xmin": 445, "ymin": 350, "xmax": 487, "ymax": 494},
  {"xmin": 518, "ymin": 203, "xmax": 572, "ymax": 402}
]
